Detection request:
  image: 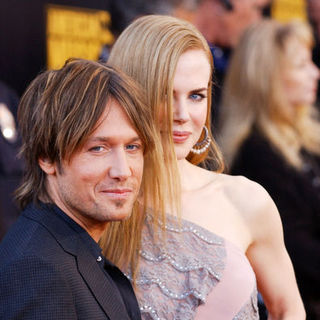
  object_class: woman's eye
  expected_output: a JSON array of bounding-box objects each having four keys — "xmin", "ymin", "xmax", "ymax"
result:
[{"xmin": 190, "ymin": 93, "xmax": 206, "ymax": 101}]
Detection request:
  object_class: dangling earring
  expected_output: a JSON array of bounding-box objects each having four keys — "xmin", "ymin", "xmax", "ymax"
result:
[{"xmin": 190, "ymin": 126, "xmax": 211, "ymax": 154}]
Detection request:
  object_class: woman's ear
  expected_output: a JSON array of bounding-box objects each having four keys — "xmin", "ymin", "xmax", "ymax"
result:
[{"xmin": 38, "ymin": 158, "xmax": 56, "ymax": 175}]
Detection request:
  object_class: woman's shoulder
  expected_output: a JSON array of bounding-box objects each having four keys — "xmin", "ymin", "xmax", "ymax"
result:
[
  {"xmin": 196, "ymin": 165, "xmax": 269, "ymax": 202},
  {"xmin": 210, "ymin": 171, "xmax": 264, "ymax": 193},
  {"xmin": 188, "ymin": 163, "xmax": 279, "ymax": 226},
  {"xmin": 213, "ymin": 173, "xmax": 278, "ymax": 224}
]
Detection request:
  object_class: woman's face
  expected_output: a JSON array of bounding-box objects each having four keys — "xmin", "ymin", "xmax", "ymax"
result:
[
  {"xmin": 172, "ymin": 49, "xmax": 210, "ymax": 160},
  {"xmin": 282, "ymin": 38, "xmax": 319, "ymax": 108}
]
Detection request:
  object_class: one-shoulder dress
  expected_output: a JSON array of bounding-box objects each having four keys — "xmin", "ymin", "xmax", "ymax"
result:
[{"xmin": 126, "ymin": 215, "xmax": 259, "ymax": 320}]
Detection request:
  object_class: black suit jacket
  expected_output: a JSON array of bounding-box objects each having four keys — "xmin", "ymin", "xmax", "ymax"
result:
[{"xmin": 0, "ymin": 202, "xmax": 139, "ymax": 319}]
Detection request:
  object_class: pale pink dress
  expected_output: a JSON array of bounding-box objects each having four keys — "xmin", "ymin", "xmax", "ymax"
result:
[{"xmin": 126, "ymin": 215, "xmax": 259, "ymax": 320}]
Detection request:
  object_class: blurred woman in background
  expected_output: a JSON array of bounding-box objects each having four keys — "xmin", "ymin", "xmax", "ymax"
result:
[{"xmin": 219, "ymin": 19, "xmax": 320, "ymax": 319}]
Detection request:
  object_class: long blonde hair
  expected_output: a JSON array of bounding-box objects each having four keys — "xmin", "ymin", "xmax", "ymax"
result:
[
  {"xmin": 100, "ymin": 15, "xmax": 224, "ymax": 278},
  {"xmin": 219, "ymin": 19, "xmax": 320, "ymax": 170}
]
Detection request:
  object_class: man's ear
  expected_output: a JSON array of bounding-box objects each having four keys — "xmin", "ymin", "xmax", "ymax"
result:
[{"xmin": 38, "ymin": 158, "xmax": 56, "ymax": 175}]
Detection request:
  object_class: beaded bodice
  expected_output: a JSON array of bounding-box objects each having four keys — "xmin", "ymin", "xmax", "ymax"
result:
[{"xmin": 126, "ymin": 215, "xmax": 259, "ymax": 320}]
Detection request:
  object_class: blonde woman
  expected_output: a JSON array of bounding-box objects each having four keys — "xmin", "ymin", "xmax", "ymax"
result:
[
  {"xmin": 101, "ymin": 15, "xmax": 305, "ymax": 319},
  {"xmin": 219, "ymin": 19, "xmax": 320, "ymax": 319}
]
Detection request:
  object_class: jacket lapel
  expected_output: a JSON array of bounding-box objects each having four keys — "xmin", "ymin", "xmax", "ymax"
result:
[{"xmin": 76, "ymin": 249, "xmax": 131, "ymax": 320}]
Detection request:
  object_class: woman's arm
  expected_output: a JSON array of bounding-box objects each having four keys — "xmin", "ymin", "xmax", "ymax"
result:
[{"xmin": 245, "ymin": 182, "xmax": 305, "ymax": 319}]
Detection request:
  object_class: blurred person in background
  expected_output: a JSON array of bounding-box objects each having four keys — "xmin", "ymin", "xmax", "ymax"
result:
[
  {"xmin": 0, "ymin": 80, "xmax": 23, "ymax": 241},
  {"xmin": 99, "ymin": 0, "xmax": 175, "ymax": 62},
  {"xmin": 219, "ymin": 19, "xmax": 320, "ymax": 319},
  {"xmin": 307, "ymin": 0, "xmax": 320, "ymax": 106},
  {"xmin": 187, "ymin": 0, "xmax": 271, "ymax": 46},
  {"xmin": 307, "ymin": 0, "xmax": 320, "ymax": 40}
]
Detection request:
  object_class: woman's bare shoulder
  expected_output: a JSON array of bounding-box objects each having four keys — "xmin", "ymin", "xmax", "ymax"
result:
[
  {"xmin": 189, "ymin": 165, "xmax": 279, "ymax": 224},
  {"xmin": 210, "ymin": 172, "xmax": 265, "ymax": 193},
  {"xmin": 212, "ymin": 173, "xmax": 278, "ymax": 222}
]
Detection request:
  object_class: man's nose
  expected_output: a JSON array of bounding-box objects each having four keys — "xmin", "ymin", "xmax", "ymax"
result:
[
  {"xmin": 312, "ymin": 63, "xmax": 320, "ymax": 80},
  {"xmin": 109, "ymin": 149, "xmax": 132, "ymax": 181}
]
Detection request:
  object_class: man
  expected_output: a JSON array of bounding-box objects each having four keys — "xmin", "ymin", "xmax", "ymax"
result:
[
  {"xmin": 0, "ymin": 59, "xmax": 161, "ymax": 319},
  {"xmin": 187, "ymin": 0, "xmax": 270, "ymax": 48}
]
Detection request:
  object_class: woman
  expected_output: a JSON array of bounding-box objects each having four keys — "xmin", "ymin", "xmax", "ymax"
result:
[
  {"xmin": 101, "ymin": 15, "xmax": 305, "ymax": 319},
  {"xmin": 219, "ymin": 19, "xmax": 320, "ymax": 319}
]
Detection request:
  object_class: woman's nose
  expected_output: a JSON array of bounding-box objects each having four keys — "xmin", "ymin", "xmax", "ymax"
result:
[{"xmin": 173, "ymin": 99, "xmax": 189, "ymax": 123}]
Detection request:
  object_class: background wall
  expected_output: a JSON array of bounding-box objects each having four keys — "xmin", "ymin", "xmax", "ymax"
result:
[{"xmin": 0, "ymin": 0, "xmax": 111, "ymax": 96}]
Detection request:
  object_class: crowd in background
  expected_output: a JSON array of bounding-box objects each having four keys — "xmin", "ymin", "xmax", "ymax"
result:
[{"xmin": 1, "ymin": 0, "xmax": 320, "ymax": 318}]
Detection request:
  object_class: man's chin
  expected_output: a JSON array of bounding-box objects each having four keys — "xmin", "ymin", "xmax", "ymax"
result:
[
  {"xmin": 108, "ymin": 201, "xmax": 135, "ymax": 221},
  {"xmin": 110, "ymin": 210, "xmax": 132, "ymax": 221}
]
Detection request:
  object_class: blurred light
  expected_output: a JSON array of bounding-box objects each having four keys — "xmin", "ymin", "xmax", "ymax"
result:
[{"xmin": 2, "ymin": 127, "xmax": 16, "ymax": 141}]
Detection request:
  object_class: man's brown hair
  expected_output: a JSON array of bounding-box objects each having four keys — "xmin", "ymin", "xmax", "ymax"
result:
[{"xmin": 16, "ymin": 59, "xmax": 162, "ymax": 210}]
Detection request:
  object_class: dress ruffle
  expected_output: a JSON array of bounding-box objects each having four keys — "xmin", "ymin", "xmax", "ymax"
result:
[
  {"xmin": 233, "ymin": 291, "xmax": 259, "ymax": 320},
  {"xmin": 128, "ymin": 215, "xmax": 227, "ymax": 320}
]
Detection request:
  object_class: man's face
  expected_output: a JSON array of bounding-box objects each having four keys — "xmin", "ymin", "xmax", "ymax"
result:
[
  {"xmin": 221, "ymin": 0, "xmax": 271, "ymax": 47},
  {"xmin": 308, "ymin": 0, "xmax": 320, "ymax": 23},
  {"xmin": 307, "ymin": 0, "xmax": 320, "ymax": 39},
  {"xmin": 41, "ymin": 99, "xmax": 144, "ymax": 239}
]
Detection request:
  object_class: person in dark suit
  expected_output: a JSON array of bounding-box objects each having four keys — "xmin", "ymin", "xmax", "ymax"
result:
[{"xmin": 0, "ymin": 59, "xmax": 165, "ymax": 319}]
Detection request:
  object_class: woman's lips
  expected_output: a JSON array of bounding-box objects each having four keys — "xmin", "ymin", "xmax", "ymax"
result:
[{"xmin": 172, "ymin": 131, "xmax": 191, "ymax": 143}]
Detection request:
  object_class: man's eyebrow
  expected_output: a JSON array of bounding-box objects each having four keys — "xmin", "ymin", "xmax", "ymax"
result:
[
  {"xmin": 127, "ymin": 136, "xmax": 143, "ymax": 143},
  {"xmin": 86, "ymin": 137, "xmax": 108, "ymax": 143},
  {"xmin": 87, "ymin": 136, "xmax": 142, "ymax": 143}
]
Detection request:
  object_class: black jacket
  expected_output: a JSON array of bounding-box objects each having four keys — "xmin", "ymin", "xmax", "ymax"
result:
[{"xmin": 0, "ymin": 202, "xmax": 141, "ymax": 320}]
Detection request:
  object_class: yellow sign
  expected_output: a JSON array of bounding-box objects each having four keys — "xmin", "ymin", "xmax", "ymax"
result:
[
  {"xmin": 46, "ymin": 5, "xmax": 114, "ymax": 69},
  {"xmin": 271, "ymin": 0, "xmax": 307, "ymax": 22}
]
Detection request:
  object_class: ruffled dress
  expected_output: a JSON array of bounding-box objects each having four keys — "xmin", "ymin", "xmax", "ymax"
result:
[{"xmin": 126, "ymin": 215, "xmax": 259, "ymax": 320}]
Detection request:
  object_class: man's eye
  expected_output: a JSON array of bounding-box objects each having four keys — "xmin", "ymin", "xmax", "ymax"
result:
[
  {"xmin": 89, "ymin": 146, "xmax": 104, "ymax": 152},
  {"xmin": 126, "ymin": 144, "xmax": 142, "ymax": 151}
]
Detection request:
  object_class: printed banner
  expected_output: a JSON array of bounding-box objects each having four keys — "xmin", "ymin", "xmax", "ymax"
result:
[{"xmin": 46, "ymin": 4, "xmax": 113, "ymax": 69}]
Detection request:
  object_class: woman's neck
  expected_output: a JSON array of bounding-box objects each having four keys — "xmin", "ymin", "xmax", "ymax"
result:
[{"xmin": 178, "ymin": 158, "xmax": 212, "ymax": 192}]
